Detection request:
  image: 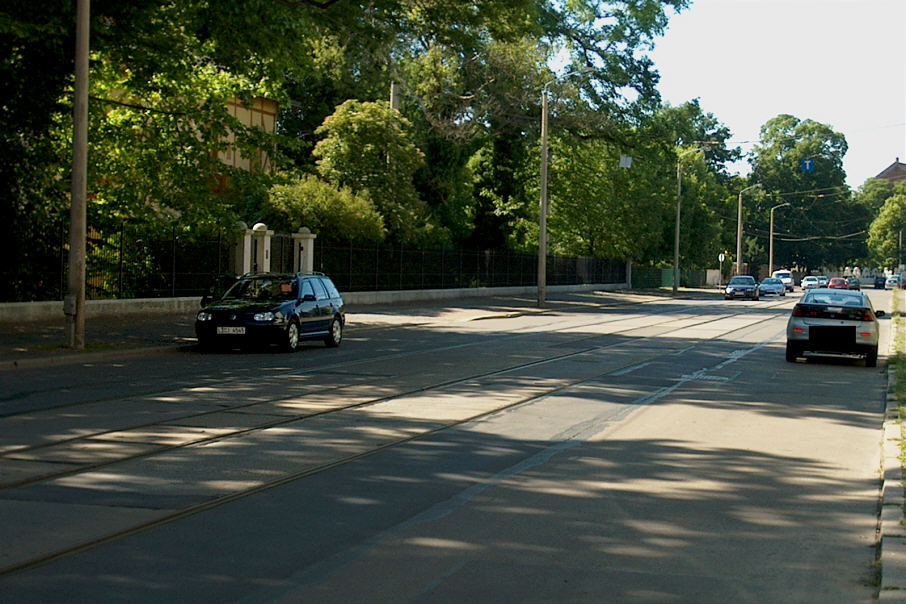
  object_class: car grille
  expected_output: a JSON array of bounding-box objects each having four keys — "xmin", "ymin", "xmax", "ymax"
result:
[{"xmin": 213, "ymin": 310, "xmax": 248, "ymax": 324}]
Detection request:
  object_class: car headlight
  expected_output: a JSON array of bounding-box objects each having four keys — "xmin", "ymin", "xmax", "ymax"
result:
[
  {"xmin": 253, "ymin": 311, "xmax": 276, "ymax": 322},
  {"xmin": 197, "ymin": 311, "xmax": 213, "ymax": 321}
]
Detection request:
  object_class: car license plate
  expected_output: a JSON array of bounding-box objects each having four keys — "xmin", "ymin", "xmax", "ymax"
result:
[
  {"xmin": 810, "ymin": 325, "xmax": 855, "ymax": 346},
  {"xmin": 217, "ymin": 326, "xmax": 245, "ymax": 335}
]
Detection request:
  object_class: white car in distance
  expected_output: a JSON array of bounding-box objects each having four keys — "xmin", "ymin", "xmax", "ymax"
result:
[{"xmin": 800, "ymin": 276, "xmax": 820, "ymax": 290}]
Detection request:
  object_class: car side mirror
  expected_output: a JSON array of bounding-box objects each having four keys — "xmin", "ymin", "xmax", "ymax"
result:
[
  {"xmin": 300, "ymin": 294, "xmax": 317, "ymax": 302},
  {"xmin": 201, "ymin": 295, "xmax": 211, "ymax": 307},
  {"xmin": 876, "ymin": 310, "xmax": 886, "ymax": 318}
]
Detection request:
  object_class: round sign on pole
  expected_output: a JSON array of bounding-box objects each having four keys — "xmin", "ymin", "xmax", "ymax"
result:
[{"xmin": 718, "ymin": 253, "xmax": 725, "ymax": 263}]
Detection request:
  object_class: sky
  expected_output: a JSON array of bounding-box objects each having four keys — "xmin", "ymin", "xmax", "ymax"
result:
[{"xmin": 647, "ymin": 0, "xmax": 906, "ymax": 188}]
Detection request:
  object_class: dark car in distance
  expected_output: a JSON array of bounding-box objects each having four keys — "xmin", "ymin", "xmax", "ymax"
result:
[
  {"xmin": 195, "ymin": 272, "xmax": 345, "ymax": 352},
  {"xmin": 724, "ymin": 275, "xmax": 759, "ymax": 300}
]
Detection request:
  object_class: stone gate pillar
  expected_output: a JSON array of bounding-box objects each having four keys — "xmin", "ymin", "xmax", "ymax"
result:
[
  {"xmin": 292, "ymin": 227, "xmax": 317, "ymax": 273},
  {"xmin": 251, "ymin": 222, "xmax": 273, "ymax": 273},
  {"xmin": 235, "ymin": 221, "xmax": 253, "ymax": 275}
]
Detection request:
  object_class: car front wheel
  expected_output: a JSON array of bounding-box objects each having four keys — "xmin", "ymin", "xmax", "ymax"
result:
[{"xmin": 283, "ymin": 320, "xmax": 300, "ymax": 352}]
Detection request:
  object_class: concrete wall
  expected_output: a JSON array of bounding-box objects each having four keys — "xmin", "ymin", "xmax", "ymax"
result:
[{"xmin": 0, "ymin": 282, "xmax": 628, "ymax": 323}]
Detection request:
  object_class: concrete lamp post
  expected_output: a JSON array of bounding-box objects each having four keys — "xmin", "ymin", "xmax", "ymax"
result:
[
  {"xmin": 769, "ymin": 202, "xmax": 790, "ymax": 276},
  {"xmin": 735, "ymin": 184, "xmax": 762, "ymax": 276}
]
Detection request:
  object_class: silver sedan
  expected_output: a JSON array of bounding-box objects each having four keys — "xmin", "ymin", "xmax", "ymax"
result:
[
  {"xmin": 786, "ymin": 288, "xmax": 884, "ymax": 366},
  {"xmin": 759, "ymin": 277, "xmax": 786, "ymax": 296}
]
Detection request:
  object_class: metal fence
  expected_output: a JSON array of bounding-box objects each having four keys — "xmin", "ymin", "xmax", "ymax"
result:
[
  {"xmin": 1, "ymin": 225, "xmax": 626, "ymax": 302},
  {"xmin": 312, "ymin": 244, "xmax": 626, "ymax": 293}
]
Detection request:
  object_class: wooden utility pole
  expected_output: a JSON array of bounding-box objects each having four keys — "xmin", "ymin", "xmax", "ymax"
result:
[{"xmin": 66, "ymin": 0, "xmax": 89, "ymax": 349}]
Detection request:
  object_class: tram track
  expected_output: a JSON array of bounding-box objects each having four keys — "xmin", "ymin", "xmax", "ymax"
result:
[
  {"xmin": 0, "ymin": 299, "xmax": 791, "ymax": 488},
  {"xmin": 0, "ymin": 298, "xmax": 794, "ymax": 576}
]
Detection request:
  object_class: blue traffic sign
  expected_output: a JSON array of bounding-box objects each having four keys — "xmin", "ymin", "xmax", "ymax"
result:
[{"xmin": 801, "ymin": 158, "xmax": 815, "ymax": 173}]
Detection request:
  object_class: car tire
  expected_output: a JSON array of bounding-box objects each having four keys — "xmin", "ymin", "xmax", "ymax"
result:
[
  {"xmin": 866, "ymin": 346, "xmax": 878, "ymax": 367},
  {"xmin": 283, "ymin": 320, "xmax": 300, "ymax": 352},
  {"xmin": 785, "ymin": 342, "xmax": 800, "ymax": 362},
  {"xmin": 324, "ymin": 316, "xmax": 342, "ymax": 348}
]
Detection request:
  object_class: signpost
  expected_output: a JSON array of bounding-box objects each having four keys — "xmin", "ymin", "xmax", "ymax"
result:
[{"xmin": 718, "ymin": 252, "xmax": 726, "ymax": 289}]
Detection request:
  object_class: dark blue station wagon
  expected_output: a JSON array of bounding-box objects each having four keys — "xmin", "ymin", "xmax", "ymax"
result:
[{"xmin": 195, "ymin": 272, "xmax": 345, "ymax": 352}]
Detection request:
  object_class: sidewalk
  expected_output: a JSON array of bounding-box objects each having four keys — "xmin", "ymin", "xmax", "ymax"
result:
[{"xmin": 0, "ymin": 288, "xmax": 691, "ymax": 370}]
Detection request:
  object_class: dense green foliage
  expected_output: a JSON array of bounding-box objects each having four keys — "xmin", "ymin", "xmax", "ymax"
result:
[
  {"xmin": 748, "ymin": 115, "xmax": 868, "ymax": 271},
  {"xmin": 866, "ymin": 182, "xmax": 906, "ymax": 267},
  {"xmin": 314, "ymin": 100, "xmax": 430, "ymax": 244},
  {"xmin": 263, "ymin": 174, "xmax": 385, "ymax": 244},
  {"xmin": 1, "ymin": 0, "xmax": 891, "ymax": 301}
]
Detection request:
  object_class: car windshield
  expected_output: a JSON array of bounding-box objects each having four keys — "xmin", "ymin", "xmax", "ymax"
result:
[
  {"xmin": 774, "ymin": 272, "xmax": 791, "ymax": 278},
  {"xmin": 729, "ymin": 276, "xmax": 755, "ymax": 285},
  {"xmin": 802, "ymin": 292, "xmax": 864, "ymax": 307},
  {"xmin": 763, "ymin": 278, "xmax": 780, "ymax": 284},
  {"xmin": 223, "ymin": 276, "xmax": 296, "ymax": 301}
]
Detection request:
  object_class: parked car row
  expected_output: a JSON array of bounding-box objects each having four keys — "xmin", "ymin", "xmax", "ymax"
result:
[
  {"xmin": 726, "ymin": 272, "xmax": 877, "ymax": 299},
  {"xmin": 756, "ymin": 271, "xmax": 895, "ymax": 292}
]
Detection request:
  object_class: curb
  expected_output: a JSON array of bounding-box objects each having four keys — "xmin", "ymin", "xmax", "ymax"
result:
[
  {"xmin": 881, "ymin": 297, "xmax": 905, "ymax": 600},
  {"xmin": 0, "ymin": 344, "xmax": 190, "ymax": 371}
]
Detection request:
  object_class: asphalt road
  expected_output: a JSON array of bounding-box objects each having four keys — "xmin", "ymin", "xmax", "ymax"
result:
[{"xmin": 0, "ymin": 289, "xmax": 893, "ymax": 602}]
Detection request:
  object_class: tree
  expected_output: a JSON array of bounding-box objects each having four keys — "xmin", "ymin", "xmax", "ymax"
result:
[
  {"xmin": 1, "ymin": 0, "xmax": 324, "ymax": 301},
  {"xmin": 547, "ymin": 136, "xmax": 670, "ymax": 260},
  {"xmin": 264, "ymin": 175, "xmax": 385, "ymax": 244},
  {"xmin": 313, "ymin": 100, "xmax": 433, "ymax": 245},
  {"xmin": 749, "ymin": 115, "xmax": 866, "ymax": 270},
  {"xmin": 649, "ymin": 100, "xmax": 741, "ymax": 178},
  {"xmin": 867, "ymin": 194, "xmax": 906, "ymax": 268},
  {"xmin": 385, "ymin": 0, "xmax": 692, "ymax": 250},
  {"xmin": 542, "ymin": 99, "xmax": 738, "ymax": 267},
  {"xmin": 855, "ymin": 178, "xmax": 906, "ymax": 214}
]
